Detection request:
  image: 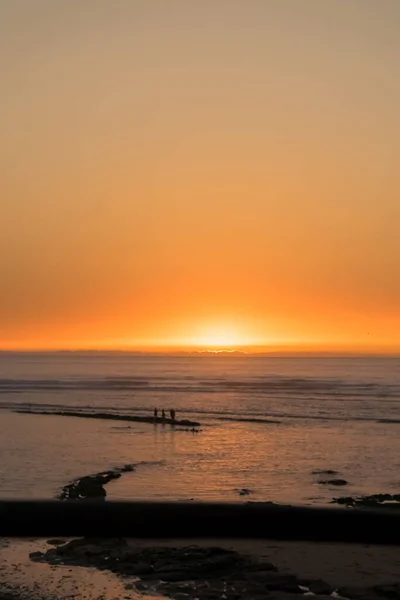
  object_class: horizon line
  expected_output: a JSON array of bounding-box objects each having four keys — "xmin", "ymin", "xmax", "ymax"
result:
[{"xmin": 0, "ymin": 348, "xmax": 399, "ymax": 358}]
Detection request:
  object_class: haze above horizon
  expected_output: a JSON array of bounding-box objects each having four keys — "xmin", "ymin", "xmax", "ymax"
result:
[{"xmin": 1, "ymin": 1, "xmax": 399, "ymax": 352}]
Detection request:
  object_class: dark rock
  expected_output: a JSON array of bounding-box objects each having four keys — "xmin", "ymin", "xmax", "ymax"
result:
[
  {"xmin": 33, "ymin": 539, "xmax": 278, "ymax": 584},
  {"xmin": 130, "ymin": 562, "xmax": 155, "ymax": 575},
  {"xmin": 203, "ymin": 546, "xmax": 238, "ymax": 557},
  {"xmin": 29, "ymin": 551, "xmax": 44, "ymax": 560},
  {"xmin": 239, "ymin": 581, "xmax": 267, "ymax": 594},
  {"xmin": 237, "ymin": 488, "xmax": 252, "ymax": 496},
  {"xmin": 158, "ymin": 583, "xmax": 197, "ymax": 595},
  {"xmin": 47, "ymin": 539, "xmax": 66, "ymax": 546},
  {"xmin": 152, "ymin": 570, "xmax": 203, "ymax": 582},
  {"xmin": 246, "ymin": 500, "xmax": 276, "ymax": 506},
  {"xmin": 58, "ymin": 464, "xmax": 136, "ymax": 500},
  {"xmin": 120, "ymin": 464, "xmax": 135, "ymax": 472},
  {"xmin": 259, "ymin": 573, "xmax": 300, "ymax": 592},
  {"xmin": 339, "ymin": 586, "xmax": 380, "ymax": 599},
  {"xmin": 299, "ymin": 578, "xmax": 332, "ymax": 595},
  {"xmin": 373, "ymin": 584, "xmax": 400, "ymax": 599},
  {"xmin": 56, "ymin": 537, "xmax": 128, "ymax": 556},
  {"xmin": 272, "ymin": 595, "xmax": 334, "ymax": 600},
  {"xmin": 333, "ymin": 496, "xmax": 356, "ymax": 506},
  {"xmin": 312, "ymin": 470, "xmax": 339, "ymax": 475},
  {"xmin": 131, "ymin": 581, "xmax": 148, "ymax": 591},
  {"xmin": 318, "ymin": 479, "xmax": 348, "ymax": 486},
  {"xmin": 244, "ymin": 560, "xmax": 277, "ymax": 573}
]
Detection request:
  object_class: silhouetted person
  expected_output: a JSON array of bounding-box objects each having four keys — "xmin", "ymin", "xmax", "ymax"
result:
[
  {"xmin": 172, "ymin": 409, "xmax": 176, "ymax": 421},
  {"xmin": 154, "ymin": 408, "xmax": 158, "ymax": 419},
  {"xmin": 161, "ymin": 409, "xmax": 165, "ymax": 420}
]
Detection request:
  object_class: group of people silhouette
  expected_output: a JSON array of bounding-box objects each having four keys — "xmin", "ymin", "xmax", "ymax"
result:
[{"xmin": 153, "ymin": 407, "xmax": 177, "ymax": 421}]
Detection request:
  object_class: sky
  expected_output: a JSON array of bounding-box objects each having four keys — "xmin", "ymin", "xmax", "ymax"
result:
[{"xmin": 1, "ymin": 0, "xmax": 399, "ymax": 352}]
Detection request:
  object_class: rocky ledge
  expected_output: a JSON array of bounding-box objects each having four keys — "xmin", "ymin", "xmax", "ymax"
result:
[
  {"xmin": 30, "ymin": 538, "xmax": 400, "ymax": 600},
  {"xmin": 58, "ymin": 464, "xmax": 135, "ymax": 500}
]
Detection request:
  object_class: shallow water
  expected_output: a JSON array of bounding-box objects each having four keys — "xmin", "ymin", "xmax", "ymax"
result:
[{"xmin": 0, "ymin": 353, "xmax": 399, "ymax": 505}]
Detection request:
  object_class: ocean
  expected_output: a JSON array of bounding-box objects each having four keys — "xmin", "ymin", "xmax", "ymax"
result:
[{"xmin": 0, "ymin": 352, "xmax": 399, "ymax": 506}]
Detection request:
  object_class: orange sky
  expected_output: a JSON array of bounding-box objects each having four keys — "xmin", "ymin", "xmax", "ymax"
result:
[{"xmin": 1, "ymin": 1, "xmax": 399, "ymax": 352}]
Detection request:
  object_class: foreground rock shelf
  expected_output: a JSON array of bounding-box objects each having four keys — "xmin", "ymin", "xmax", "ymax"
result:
[
  {"xmin": 16, "ymin": 409, "xmax": 201, "ymax": 428},
  {"xmin": 31, "ymin": 538, "xmax": 400, "ymax": 600}
]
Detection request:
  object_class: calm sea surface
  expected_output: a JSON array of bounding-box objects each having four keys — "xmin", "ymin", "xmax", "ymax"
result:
[{"xmin": 0, "ymin": 353, "xmax": 399, "ymax": 505}]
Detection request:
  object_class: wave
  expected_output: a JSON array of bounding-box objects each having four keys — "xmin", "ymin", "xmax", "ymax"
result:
[
  {"xmin": 0, "ymin": 376, "xmax": 398, "ymax": 398},
  {"xmin": 214, "ymin": 415, "xmax": 281, "ymax": 424}
]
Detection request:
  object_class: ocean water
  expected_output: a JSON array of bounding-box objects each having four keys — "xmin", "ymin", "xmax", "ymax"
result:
[{"xmin": 0, "ymin": 352, "xmax": 399, "ymax": 506}]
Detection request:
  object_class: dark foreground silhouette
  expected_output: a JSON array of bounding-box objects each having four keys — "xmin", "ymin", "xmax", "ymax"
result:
[{"xmin": 15, "ymin": 409, "xmax": 200, "ymax": 428}]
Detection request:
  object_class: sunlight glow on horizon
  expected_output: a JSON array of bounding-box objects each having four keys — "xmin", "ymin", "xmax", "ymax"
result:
[{"xmin": 183, "ymin": 322, "xmax": 259, "ymax": 349}]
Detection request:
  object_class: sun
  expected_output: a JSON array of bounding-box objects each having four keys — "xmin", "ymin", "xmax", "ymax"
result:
[{"xmin": 190, "ymin": 324, "xmax": 252, "ymax": 349}]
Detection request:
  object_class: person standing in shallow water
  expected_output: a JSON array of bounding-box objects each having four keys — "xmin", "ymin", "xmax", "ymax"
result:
[
  {"xmin": 154, "ymin": 408, "xmax": 158, "ymax": 419},
  {"xmin": 171, "ymin": 408, "xmax": 176, "ymax": 421},
  {"xmin": 161, "ymin": 409, "xmax": 165, "ymax": 420}
]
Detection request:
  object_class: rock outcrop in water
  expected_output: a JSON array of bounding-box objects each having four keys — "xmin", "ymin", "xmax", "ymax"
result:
[
  {"xmin": 236, "ymin": 488, "xmax": 253, "ymax": 496},
  {"xmin": 312, "ymin": 469, "xmax": 339, "ymax": 476},
  {"xmin": 318, "ymin": 479, "xmax": 348, "ymax": 486},
  {"xmin": 58, "ymin": 464, "xmax": 135, "ymax": 500},
  {"xmin": 332, "ymin": 493, "xmax": 400, "ymax": 509},
  {"xmin": 15, "ymin": 409, "xmax": 200, "ymax": 428}
]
